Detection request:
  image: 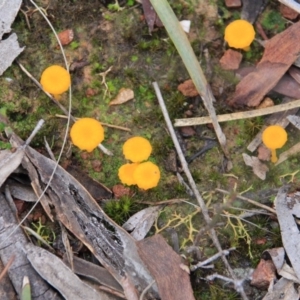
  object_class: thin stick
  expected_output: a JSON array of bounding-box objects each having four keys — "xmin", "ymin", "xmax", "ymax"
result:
[
  {"xmin": 216, "ymin": 188, "xmax": 276, "ymax": 214},
  {"xmin": 191, "ymin": 248, "xmax": 235, "ymax": 271},
  {"xmin": 55, "ymin": 114, "xmax": 131, "ymax": 132},
  {"xmin": 174, "ymin": 99, "xmax": 300, "ymax": 127},
  {"xmin": 139, "ymin": 280, "xmax": 156, "ymax": 300},
  {"xmin": 153, "ymin": 82, "xmax": 248, "ymax": 300},
  {"xmin": 0, "ymin": 255, "xmax": 15, "ymax": 281}
]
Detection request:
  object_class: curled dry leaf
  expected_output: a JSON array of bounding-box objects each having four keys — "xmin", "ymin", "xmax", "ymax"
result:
[
  {"xmin": 109, "ymin": 88, "xmax": 134, "ymax": 106},
  {"xmin": 122, "ymin": 206, "xmax": 161, "ymax": 241},
  {"xmin": 251, "ymin": 258, "xmax": 276, "ymax": 289}
]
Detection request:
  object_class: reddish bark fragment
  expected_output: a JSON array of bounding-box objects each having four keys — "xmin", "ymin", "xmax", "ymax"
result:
[
  {"xmin": 178, "ymin": 79, "xmax": 198, "ymax": 97},
  {"xmin": 225, "ymin": 0, "xmax": 242, "ymax": 8},
  {"xmin": 280, "ymin": 4, "xmax": 299, "ymax": 20},
  {"xmin": 58, "ymin": 29, "xmax": 74, "ymax": 46},
  {"xmin": 251, "ymin": 259, "xmax": 276, "ymax": 290},
  {"xmin": 112, "ymin": 184, "xmax": 131, "ymax": 198},
  {"xmin": 137, "ymin": 234, "xmax": 195, "ymax": 300},
  {"xmin": 219, "ymin": 49, "xmax": 243, "ymax": 70}
]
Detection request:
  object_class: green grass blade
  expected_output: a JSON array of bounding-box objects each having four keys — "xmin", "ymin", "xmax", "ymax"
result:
[{"xmin": 149, "ymin": 0, "xmax": 228, "ymax": 156}]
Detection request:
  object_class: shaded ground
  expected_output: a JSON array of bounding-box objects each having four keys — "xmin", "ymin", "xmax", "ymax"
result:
[{"xmin": 1, "ymin": 0, "xmax": 300, "ymax": 299}]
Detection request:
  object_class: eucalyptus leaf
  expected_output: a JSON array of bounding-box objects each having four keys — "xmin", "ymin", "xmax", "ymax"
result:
[{"xmin": 0, "ymin": 0, "xmax": 24, "ymax": 75}]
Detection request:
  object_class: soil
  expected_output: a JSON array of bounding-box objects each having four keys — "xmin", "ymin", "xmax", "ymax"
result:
[{"xmin": 1, "ymin": 0, "xmax": 300, "ymax": 299}]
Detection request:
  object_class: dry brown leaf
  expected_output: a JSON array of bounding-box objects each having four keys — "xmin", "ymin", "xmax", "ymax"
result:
[
  {"xmin": 219, "ymin": 49, "xmax": 242, "ymax": 70},
  {"xmin": 251, "ymin": 258, "xmax": 276, "ymax": 290},
  {"xmin": 109, "ymin": 88, "xmax": 134, "ymax": 106},
  {"xmin": 177, "ymin": 79, "xmax": 198, "ymax": 97}
]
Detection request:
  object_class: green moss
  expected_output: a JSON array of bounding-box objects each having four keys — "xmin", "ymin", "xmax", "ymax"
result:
[
  {"xmin": 261, "ymin": 10, "xmax": 286, "ymax": 33},
  {"xmin": 104, "ymin": 196, "xmax": 137, "ymax": 225}
]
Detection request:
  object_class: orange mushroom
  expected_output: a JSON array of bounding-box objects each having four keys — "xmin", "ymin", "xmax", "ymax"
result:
[
  {"xmin": 118, "ymin": 163, "xmax": 139, "ymax": 186},
  {"xmin": 224, "ymin": 20, "xmax": 255, "ymax": 51},
  {"xmin": 70, "ymin": 118, "xmax": 104, "ymax": 152},
  {"xmin": 262, "ymin": 125, "xmax": 287, "ymax": 163},
  {"xmin": 40, "ymin": 65, "xmax": 71, "ymax": 100},
  {"xmin": 122, "ymin": 136, "xmax": 152, "ymax": 163},
  {"xmin": 133, "ymin": 161, "xmax": 160, "ymax": 190}
]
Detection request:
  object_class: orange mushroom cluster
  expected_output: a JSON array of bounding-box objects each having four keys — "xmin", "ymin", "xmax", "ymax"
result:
[{"xmin": 118, "ymin": 137, "xmax": 160, "ymax": 190}]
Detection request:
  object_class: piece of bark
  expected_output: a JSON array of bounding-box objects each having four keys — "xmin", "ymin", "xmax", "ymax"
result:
[
  {"xmin": 288, "ymin": 65, "xmax": 300, "ymax": 84},
  {"xmin": 251, "ymin": 258, "xmax": 276, "ymax": 289},
  {"xmin": 177, "ymin": 79, "xmax": 198, "ymax": 97},
  {"xmin": 241, "ymin": 0, "xmax": 268, "ymax": 23},
  {"xmin": 66, "ymin": 165, "xmax": 112, "ymax": 201},
  {"xmin": 137, "ymin": 234, "xmax": 195, "ymax": 300},
  {"xmin": 0, "ymin": 194, "xmax": 62, "ymax": 299},
  {"xmin": 224, "ymin": 0, "xmax": 242, "ymax": 8},
  {"xmin": 24, "ymin": 243, "xmax": 115, "ymax": 300},
  {"xmin": 219, "ymin": 49, "xmax": 243, "ymax": 70},
  {"xmin": 62, "ymin": 254, "xmax": 123, "ymax": 293},
  {"xmin": 236, "ymin": 67, "xmax": 300, "ymax": 99},
  {"xmin": 275, "ymin": 188, "xmax": 300, "ymax": 281},
  {"xmin": 280, "ymin": 4, "xmax": 299, "ymax": 20},
  {"xmin": 229, "ymin": 21, "xmax": 300, "ymax": 107}
]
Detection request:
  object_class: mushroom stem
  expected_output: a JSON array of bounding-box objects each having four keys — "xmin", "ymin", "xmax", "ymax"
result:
[{"xmin": 271, "ymin": 149, "xmax": 278, "ymax": 163}]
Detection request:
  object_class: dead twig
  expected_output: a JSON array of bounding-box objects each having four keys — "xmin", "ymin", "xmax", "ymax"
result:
[
  {"xmin": 174, "ymin": 99, "xmax": 300, "ymax": 127},
  {"xmin": 55, "ymin": 114, "xmax": 131, "ymax": 132},
  {"xmin": 190, "ymin": 248, "xmax": 235, "ymax": 271},
  {"xmin": 139, "ymin": 280, "xmax": 156, "ymax": 300},
  {"xmin": 216, "ymin": 188, "xmax": 276, "ymax": 214},
  {"xmin": 153, "ymin": 82, "xmax": 248, "ymax": 300},
  {"xmin": 0, "ymin": 255, "xmax": 15, "ymax": 282}
]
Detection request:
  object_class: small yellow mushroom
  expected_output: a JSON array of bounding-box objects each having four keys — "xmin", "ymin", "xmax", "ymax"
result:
[
  {"xmin": 40, "ymin": 65, "xmax": 71, "ymax": 100},
  {"xmin": 70, "ymin": 118, "xmax": 104, "ymax": 152},
  {"xmin": 133, "ymin": 161, "xmax": 160, "ymax": 190},
  {"xmin": 122, "ymin": 136, "xmax": 152, "ymax": 163},
  {"xmin": 224, "ymin": 20, "xmax": 255, "ymax": 51},
  {"xmin": 118, "ymin": 163, "xmax": 139, "ymax": 186},
  {"xmin": 262, "ymin": 125, "xmax": 287, "ymax": 163}
]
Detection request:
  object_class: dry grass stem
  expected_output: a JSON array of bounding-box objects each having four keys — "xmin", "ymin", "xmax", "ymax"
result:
[{"xmin": 174, "ymin": 99, "xmax": 300, "ymax": 127}]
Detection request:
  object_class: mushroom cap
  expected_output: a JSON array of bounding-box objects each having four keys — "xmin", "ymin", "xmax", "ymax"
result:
[
  {"xmin": 118, "ymin": 163, "xmax": 139, "ymax": 186},
  {"xmin": 40, "ymin": 65, "xmax": 71, "ymax": 95},
  {"xmin": 262, "ymin": 125, "xmax": 287, "ymax": 149},
  {"xmin": 122, "ymin": 136, "xmax": 152, "ymax": 163},
  {"xmin": 133, "ymin": 161, "xmax": 160, "ymax": 190},
  {"xmin": 224, "ymin": 20, "xmax": 255, "ymax": 49},
  {"xmin": 70, "ymin": 118, "xmax": 104, "ymax": 152}
]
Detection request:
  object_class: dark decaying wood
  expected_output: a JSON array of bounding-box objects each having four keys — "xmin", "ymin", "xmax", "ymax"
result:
[
  {"xmin": 228, "ymin": 20, "xmax": 300, "ymax": 107},
  {"xmin": 66, "ymin": 165, "xmax": 112, "ymax": 201},
  {"xmin": 0, "ymin": 193, "xmax": 62, "ymax": 299},
  {"xmin": 137, "ymin": 234, "xmax": 195, "ymax": 300}
]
